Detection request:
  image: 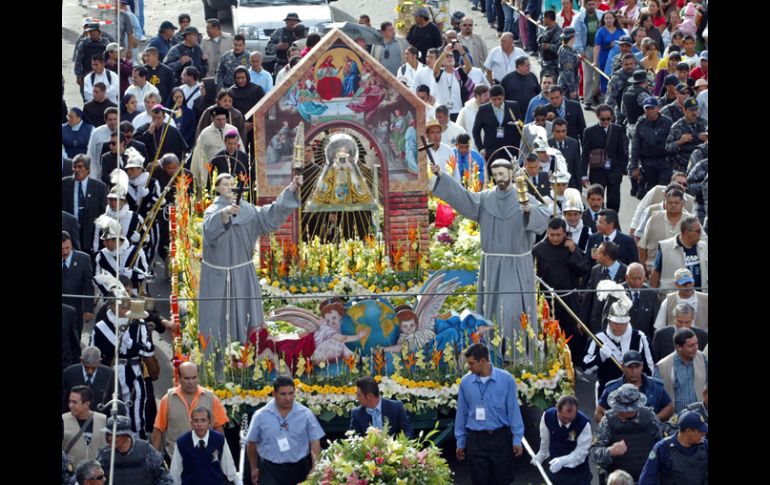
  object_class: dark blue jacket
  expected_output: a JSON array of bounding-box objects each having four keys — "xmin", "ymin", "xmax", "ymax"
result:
[
  {"xmin": 62, "ymin": 122, "xmax": 94, "ymax": 158},
  {"xmin": 350, "ymin": 398, "xmax": 414, "ymax": 438},
  {"xmin": 176, "ymin": 430, "xmax": 226, "ymax": 485}
]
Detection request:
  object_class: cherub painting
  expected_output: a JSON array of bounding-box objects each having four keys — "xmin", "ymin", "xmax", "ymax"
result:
[
  {"xmin": 383, "ymin": 273, "xmax": 461, "ymax": 352},
  {"xmin": 255, "ymin": 299, "xmax": 367, "ymax": 368}
]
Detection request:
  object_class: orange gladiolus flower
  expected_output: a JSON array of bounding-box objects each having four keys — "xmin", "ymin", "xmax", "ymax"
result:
[
  {"xmin": 470, "ymin": 331, "xmax": 481, "ymax": 344},
  {"xmin": 431, "ymin": 349, "xmax": 443, "ymax": 367},
  {"xmin": 520, "ymin": 312, "xmax": 529, "ymax": 330},
  {"xmin": 373, "ymin": 349, "xmax": 386, "ymax": 375},
  {"xmin": 198, "ymin": 334, "xmax": 210, "ymax": 352}
]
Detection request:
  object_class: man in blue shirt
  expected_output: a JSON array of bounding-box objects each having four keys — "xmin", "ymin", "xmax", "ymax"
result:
[
  {"xmin": 453, "ymin": 133, "xmax": 486, "ymax": 189},
  {"xmin": 248, "ymin": 51, "xmax": 274, "ymax": 94},
  {"xmin": 246, "ymin": 376, "xmax": 325, "ymax": 485},
  {"xmin": 350, "ymin": 376, "xmax": 413, "ymax": 438},
  {"xmin": 147, "ymin": 21, "xmax": 179, "ymax": 61},
  {"xmin": 525, "ymin": 74, "xmax": 556, "ymax": 123},
  {"xmin": 455, "ymin": 343, "xmax": 524, "ymax": 485},
  {"xmin": 638, "ymin": 411, "xmax": 708, "ymax": 484},
  {"xmin": 595, "ymin": 350, "xmax": 673, "ymax": 423}
]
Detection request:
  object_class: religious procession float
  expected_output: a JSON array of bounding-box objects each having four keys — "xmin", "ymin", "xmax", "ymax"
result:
[{"xmin": 166, "ymin": 30, "xmax": 575, "ymax": 460}]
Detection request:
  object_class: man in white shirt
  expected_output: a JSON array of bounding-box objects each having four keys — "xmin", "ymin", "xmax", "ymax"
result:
[
  {"xmin": 83, "ymin": 53, "xmax": 119, "ymax": 104},
  {"xmin": 484, "ymin": 33, "xmax": 527, "ymax": 84},
  {"xmin": 456, "ymin": 85, "xmax": 489, "ymax": 151},
  {"xmin": 169, "ymin": 407, "xmax": 242, "ymax": 485},
  {"xmin": 248, "ymin": 51, "xmax": 273, "ymax": 94},
  {"xmin": 426, "ymin": 120, "xmax": 460, "ymax": 185},
  {"xmin": 178, "ymin": 66, "xmax": 202, "ymax": 109},
  {"xmin": 396, "ymin": 46, "xmax": 425, "ymax": 88},
  {"xmin": 433, "ymin": 44, "xmax": 472, "ymax": 120},
  {"xmin": 123, "ymin": 66, "xmax": 159, "ymax": 113},
  {"xmin": 436, "ymin": 105, "xmax": 467, "ymax": 147},
  {"xmin": 132, "ymin": 92, "xmax": 177, "ymax": 130},
  {"xmin": 411, "ymin": 48, "xmax": 440, "ymax": 98},
  {"xmin": 531, "ymin": 395, "xmax": 593, "ymax": 483},
  {"xmin": 86, "ymin": 107, "xmax": 119, "ymax": 181}
]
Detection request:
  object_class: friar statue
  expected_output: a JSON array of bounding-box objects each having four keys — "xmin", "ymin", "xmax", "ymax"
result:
[
  {"xmin": 198, "ymin": 172, "xmax": 302, "ymax": 352},
  {"xmin": 431, "ymin": 158, "xmax": 551, "ymax": 350}
]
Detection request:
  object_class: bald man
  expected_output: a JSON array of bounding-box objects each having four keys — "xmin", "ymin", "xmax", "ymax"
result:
[
  {"xmin": 622, "ymin": 262, "xmax": 660, "ymax": 342},
  {"xmin": 484, "ymin": 32, "xmax": 527, "ymax": 84},
  {"xmin": 152, "ymin": 362, "xmax": 230, "ymax": 460}
]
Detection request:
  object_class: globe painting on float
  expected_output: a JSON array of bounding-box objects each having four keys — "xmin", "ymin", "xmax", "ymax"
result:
[{"xmin": 341, "ymin": 299, "xmax": 400, "ymax": 355}]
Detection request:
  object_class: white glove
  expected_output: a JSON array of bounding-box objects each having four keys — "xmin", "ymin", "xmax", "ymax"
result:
[
  {"xmin": 138, "ymin": 187, "xmax": 150, "ymax": 198},
  {"xmin": 599, "ymin": 344, "xmax": 614, "ymax": 362},
  {"xmin": 549, "ymin": 456, "xmax": 565, "ymax": 474},
  {"xmin": 130, "ymin": 232, "xmax": 141, "ymax": 243}
]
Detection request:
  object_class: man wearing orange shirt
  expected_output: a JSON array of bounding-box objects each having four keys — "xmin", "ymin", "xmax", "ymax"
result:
[{"xmin": 151, "ymin": 362, "xmax": 229, "ymax": 462}]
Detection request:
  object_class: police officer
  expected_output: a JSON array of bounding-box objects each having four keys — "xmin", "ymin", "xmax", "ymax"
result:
[
  {"xmin": 660, "ymin": 83, "xmax": 692, "ymax": 123},
  {"xmin": 605, "ymin": 53, "xmax": 637, "ymax": 122},
  {"xmin": 164, "ymin": 27, "xmax": 208, "ymax": 84},
  {"xmin": 665, "ymin": 98, "xmax": 707, "ymax": 172},
  {"xmin": 268, "ymin": 13, "xmax": 306, "ymax": 73},
  {"xmin": 621, "ymin": 69, "xmax": 652, "ymax": 198},
  {"xmin": 531, "ymin": 395, "xmax": 593, "ymax": 485},
  {"xmin": 589, "ymin": 384, "xmax": 664, "ymax": 485},
  {"xmin": 630, "ymin": 97, "xmax": 675, "ymax": 199},
  {"xmin": 97, "ymin": 415, "xmax": 172, "ymax": 485},
  {"xmin": 538, "ymin": 10, "xmax": 563, "ymax": 79},
  {"xmin": 638, "ymin": 411, "xmax": 708, "ymax": 485}
]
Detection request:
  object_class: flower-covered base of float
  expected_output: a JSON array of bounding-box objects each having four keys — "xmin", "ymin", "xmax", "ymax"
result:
[{"xmin": 170, "ymin": 180, "xmax": 575, "ymax": 429}]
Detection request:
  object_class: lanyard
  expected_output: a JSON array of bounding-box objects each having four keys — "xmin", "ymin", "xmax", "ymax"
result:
[{"xmin": 476, "ymin": 378, "xmax": 491, "ymax": 404}]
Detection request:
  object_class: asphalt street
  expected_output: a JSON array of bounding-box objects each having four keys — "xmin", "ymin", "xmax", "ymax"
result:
[{"xmin": 61, "ymin": 1, "xmax": 639, "ymax": 483}]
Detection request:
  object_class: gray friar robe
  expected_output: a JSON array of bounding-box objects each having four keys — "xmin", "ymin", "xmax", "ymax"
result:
[
  {"xmin": 433, "ymin": 173, "xmax": 550, "ymax": 349},
  {"xmin": 199, "ymin": 187, "xmax": 300, "ymax": 347}
]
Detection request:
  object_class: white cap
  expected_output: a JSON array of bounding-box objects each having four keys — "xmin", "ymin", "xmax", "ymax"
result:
[{"xmin": 562, "ymin": 188, "xmax": 583, "ymax": 212}]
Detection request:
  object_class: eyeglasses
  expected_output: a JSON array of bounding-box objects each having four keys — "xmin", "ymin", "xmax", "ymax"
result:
[
  {"xmin": 462, "ymin": 23, "xmax": 473, "ymax": 26},
  {"xmin": 88, "ymin": 475, "xmax": 106, "ymax": 481},
  {"xmin": 599, "ymin": 117, "xmax": 612, "ymax": 121},
  {"xmin": 109, "ymin": 141, "xmax": 116, "ymax": 146}
]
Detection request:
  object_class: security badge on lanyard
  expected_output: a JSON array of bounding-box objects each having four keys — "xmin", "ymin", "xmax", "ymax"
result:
[
  {"xmin": 496, "ymin": 109, "xmax": 505, "ymax": 139},
  {"xmin": 475, "ymin": 380, "xmax": 488, "ymax": 421},
  {"xmin": 276, "ymin": 416, "xmax": 291, "ymax": 452}
]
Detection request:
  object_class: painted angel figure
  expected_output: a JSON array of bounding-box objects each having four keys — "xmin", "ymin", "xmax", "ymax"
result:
[
  {"xmin": 383, "ymin": 272, "xmax": 461, "ymax": 352},
  {"xmin": 254, "ymin": 299, "xmax": 367, "ymax": 368}
]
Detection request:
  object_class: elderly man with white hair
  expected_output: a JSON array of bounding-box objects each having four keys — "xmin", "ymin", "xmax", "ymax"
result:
[
  {"xmin": 62, "ymin": 346, "xmax": 116, "ymax": 415},
  {"xmin": 248, "ymin": 51, "xmax": 273, "ymax": 93},
  {"xmin": 131, "ymin": 92, "xmax": 177, "ymax": 130}
]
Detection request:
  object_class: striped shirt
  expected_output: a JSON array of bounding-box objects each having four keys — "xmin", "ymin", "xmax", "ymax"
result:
[{"xmin": 672, "ymin": 354, "xmax": 700, "ymax": 413}]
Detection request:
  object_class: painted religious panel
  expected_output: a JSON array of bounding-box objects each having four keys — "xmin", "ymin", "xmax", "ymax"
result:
[{"xmin": 251, "ymin": 29, "xmax": 428, "ymax": 197}]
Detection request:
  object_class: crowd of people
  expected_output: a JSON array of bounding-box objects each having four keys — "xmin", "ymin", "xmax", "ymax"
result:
[{"xmin": 62, "ymin": 0, "xmax": 708, "ymax": 483}]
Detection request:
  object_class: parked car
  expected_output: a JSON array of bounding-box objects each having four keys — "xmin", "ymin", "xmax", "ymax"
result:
[
  {"xmin": 232, "ymin": 0, "xmax": 337, "ymax": 70},
  {"xmin": 202, "ymin": 0, "xmax": 237, "ymax": 21}
]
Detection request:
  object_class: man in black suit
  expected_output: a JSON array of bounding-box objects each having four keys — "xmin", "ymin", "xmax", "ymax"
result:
[
  {"xmin": 62, "ymin": 231, "xmax": 94, "ymax": 338},
  {"xmin": 62, "ymin": 211, "xmax": 81, "ymax": 251},
  {"xmin": 581, "ymin": 241, "xmax": 628, "ymax": 334},
  {"xmin": 581, "ymin": 104, "xmax": 627, "ymax": 211},
  {"xmin": 549, "ymin": 118, "xmax": 582, "ymax": 190},
  {"xmin": 524, "ymin": 153, "xmax": 551, "ymax": 200},
  {"xmin": 651, "ymin": 303, "xmax": 708, "ymax": 362},
  {"xmin": 624, "ymin": 262, "xmax": 660, "ymax": 343},
  {"xmin": 350, "ymin": 376, "xmax": 413, "ymax": 438},
  {"xmin": 135, "ymin": 106, "xmax": 190, "ymax": 164},
  {"xmin": 544, "ymin": 85, "xmax": 586, "ymax": 145},
  {"xmin": 62, "ymin": 304, "xmax": 82, "ymax": 369},
  {"xmin": 61, "ymin": 154, "xmax": 109, "ymax": 254},
  {"xmin": 62, "ymin": 346, "xmax": 116, "ymax": 415},
  {"xmin": 472, "ymin": 84, "xmax": 522, "ymax": 175},
  {"xmin": 585, "ymin": 209, "xmax": 639, "ymax": 267},
  {"xmin": 582, "ymin": 184, "xmax": 604, "ymax": 234}
]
